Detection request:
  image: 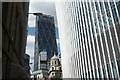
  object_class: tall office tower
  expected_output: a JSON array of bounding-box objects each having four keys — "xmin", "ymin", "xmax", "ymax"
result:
[
  {"xmin": 2, "ymin": 2, "xmax": 29, "ymax": 78},
  {"xmin": 56, "ymin": 0, "xmax": 120, "ymax": 78},
  {"xmin": 34, "ymin": 13, "xmax": 58, "ymax": 72}
]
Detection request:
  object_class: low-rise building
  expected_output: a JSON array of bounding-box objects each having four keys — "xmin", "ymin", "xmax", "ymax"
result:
[{"xmin": 48, "ymin": 53, "xmax": 62, "ymax": 78}]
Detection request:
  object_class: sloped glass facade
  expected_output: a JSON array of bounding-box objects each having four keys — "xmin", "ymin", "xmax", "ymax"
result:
[{"xmin": 34, "ymin": 14, "xmax": 58, "ymax": 71}]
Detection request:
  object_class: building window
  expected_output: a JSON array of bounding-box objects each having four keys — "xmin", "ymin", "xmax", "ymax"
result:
[
  {"xmin": 52, "ymin": 61, "xmax": 54, "ymax": 65},
  {"xmin": 55, "ymin": 61, "xmax": 56, "ymax": 64},
  {"xmin": 52, "ymin": 73, "xmax": 54, "ymax": 76},
  {"xmin": 59, "ymin": 67, "xmax": 61, "ymax": 70},
  {"xmin": 52, "ymin": 67, "xmax": 54, "ymax": 70}
]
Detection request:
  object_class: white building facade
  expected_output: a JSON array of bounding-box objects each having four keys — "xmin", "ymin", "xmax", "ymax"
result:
[
  {"xmin": 48, "ymin": 53, "xmax": 62, "ymax": 78},
  {"xmin": 56, "ymin": 0, "xmax": 120, "ymax": 78}
]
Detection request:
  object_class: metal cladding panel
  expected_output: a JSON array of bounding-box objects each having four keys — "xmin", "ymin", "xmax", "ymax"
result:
[{"xmin": 56, "ymin": 1, "xmax": 120, "ymax": 78}]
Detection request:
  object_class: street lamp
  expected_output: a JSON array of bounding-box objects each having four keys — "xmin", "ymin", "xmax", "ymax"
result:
[
  {"xmin": 27, "ymin": 12, "xmax": 43, "ymax": 18},
  {"xmin": 28, "ymin": 13, "xmax": 43, "ymax": 16},
  {"xmin": 29, "ymin": 62, "xmax": 33, "ymax": 65}
]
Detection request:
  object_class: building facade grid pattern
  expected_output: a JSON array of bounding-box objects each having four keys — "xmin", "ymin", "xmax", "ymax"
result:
[
  {"xmin": 56, "ymin": 0, "xmax": 120, "ymax": 78},
  {"xmin": 34, "ymin": 14, "xmax": 58, "ymax": 71}
]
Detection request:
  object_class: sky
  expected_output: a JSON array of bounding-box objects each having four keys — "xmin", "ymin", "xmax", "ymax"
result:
[
  {"xmin": 28, "ymin": 2, "xmax": 58, "ymax": 27},
  {"xmin": 26, "ymin": 1, "xmax": 60, "ymax": 72}
]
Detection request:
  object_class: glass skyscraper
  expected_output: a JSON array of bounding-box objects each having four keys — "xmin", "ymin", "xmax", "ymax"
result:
[
  {"xmin": 34, "ymin": 14, "xmax": 58, "ymax": 71},
  {"xmin": 56, "ymin": 0, "xmax": 120, "ymax": 78}
]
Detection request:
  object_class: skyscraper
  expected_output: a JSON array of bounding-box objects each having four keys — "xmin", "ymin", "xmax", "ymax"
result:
[
  {"xmin": 34, "ymin": 13, "xmax": 58, "ymax": 72},
  {"xmin": 2, "ymin": 2, "xmax": 29, "ymax": 79},
  {"xmin": 56, "ymin": 0, "xmax": 120, "ymax": 78}
]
